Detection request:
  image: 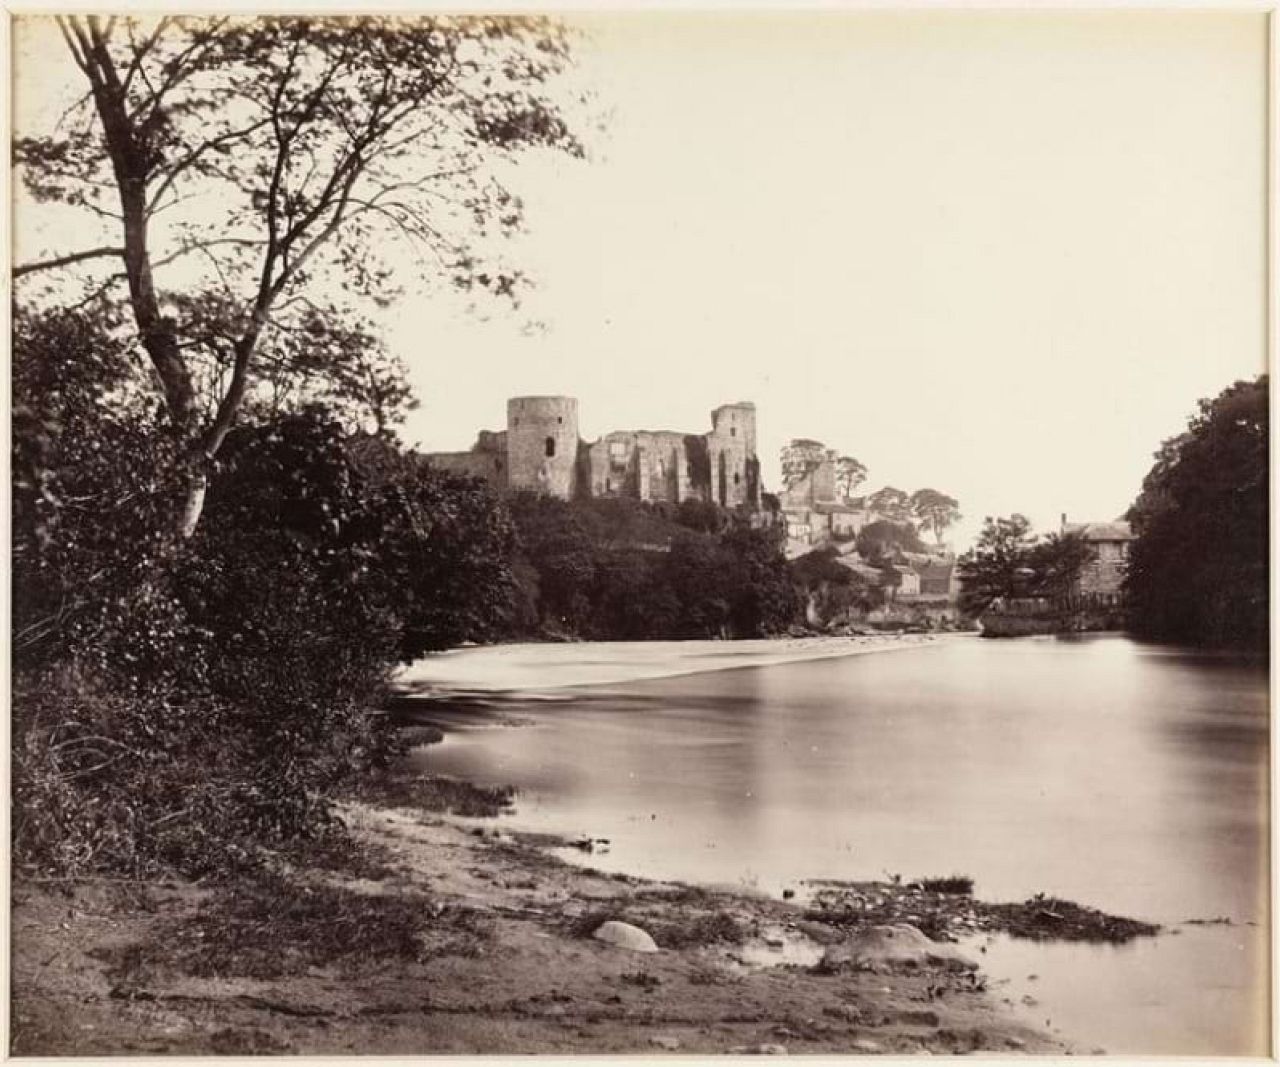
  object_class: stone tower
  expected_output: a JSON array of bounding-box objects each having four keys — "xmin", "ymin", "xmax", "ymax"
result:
[
  {"xmin": 707, "ymin": 402, "xmax": 758, "ymax": 508},
  {"xmin": 506, "ymin": 395, "xmax": 579, "ymax": 499}
]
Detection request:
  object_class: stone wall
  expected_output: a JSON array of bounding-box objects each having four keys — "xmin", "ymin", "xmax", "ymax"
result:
[
  {"xmin": 423, "ymin": 449, "xmax": 506, "ymax": 484},
  {"xmin": 783, "ymin": 450, "xmax": 836, "ymax": 508},
  {"xmin": 422, "ymin": 430, "xmax": 508, "ymax": 486},
  {"xmin": 1075, "ymin": 544, "xmax": 1128, "ymax": 599},
  {"xmin": 588, "ymin": 428, "xmax": 729, "ymax": 505}
]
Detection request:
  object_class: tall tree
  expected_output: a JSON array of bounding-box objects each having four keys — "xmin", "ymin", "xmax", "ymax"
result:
[
  {"xmin": 779, "ymin": 439, "xmax": 830, "ymax": 493},
  {"xmin": 909, "ymin": 488, "xmax": 961, "ymax": 546},
  {"xmin": 15, "ymin": 15, "xmax": 585, "ymax": 536},
  {"xmin": 833, "ymin": 455, "xmax": 868, "ymax": 501},
  {"xmin": 956, "ymin": 514, "xmax": 1036, "ymax": 615},
  {"xmin": 866, "ymin": 486, "xmax": 913, "ymax": 525},
  {"xmin": 1125, "ymin": 377, "xmax": 1268, "ymax": 647}
]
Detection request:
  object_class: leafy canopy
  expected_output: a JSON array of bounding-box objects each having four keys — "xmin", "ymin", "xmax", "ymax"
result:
[
  {"xmin": 1124, "ymin": 376, "xmax": 1268, "ymax": 647},
  {"xmin": 16, "ymin": 15, "xmax": 588, "ymax": 534},
  {"xmin": 956, "ymin": 515, "xmax": 1093, "ymax": 615}
]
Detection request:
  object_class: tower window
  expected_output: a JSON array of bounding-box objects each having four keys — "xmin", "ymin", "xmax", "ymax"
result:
[
  {"xmin": 545, "ymin": 437, "xmax": 556, "ymax": 458},
  {"xmin": 558, "ymin": 416, "xmax": 563, "ymax": 424},
  {"xmin": 730, "ymin": 427, "xmax": 736, "ymax": 437},
  {"xmin": 734, "ymin": 472, "xmax": 741, "ymax": 485}
]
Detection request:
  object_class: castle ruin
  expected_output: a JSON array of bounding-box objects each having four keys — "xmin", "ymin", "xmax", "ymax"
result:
[{"xmin": 424, "ymin": 396, "xmax": 761, "ymax": 509}]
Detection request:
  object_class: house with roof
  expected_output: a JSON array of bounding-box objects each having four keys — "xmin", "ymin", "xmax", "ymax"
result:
[
  {"xmin": 1060, "ymin": 515, "xmax": 1135, "ymax": 603},
  {"xmin": 914, "ymin": 558, "xmax": 959, "ymax": 599}
]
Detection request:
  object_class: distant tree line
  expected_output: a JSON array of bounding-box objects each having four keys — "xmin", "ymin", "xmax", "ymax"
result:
[{"xmin": 1124, "ymin": 376, "xmax": 1268, "ymax": 649}]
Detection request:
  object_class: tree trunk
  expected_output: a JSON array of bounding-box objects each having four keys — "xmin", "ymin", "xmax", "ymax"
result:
[
  {"xmin": 71, "ymin": 19, "xmax": 204, "ymax": 537},
  {"xmin": 178, "ymin": 468, "xmax": 209, "ymax": 541}
]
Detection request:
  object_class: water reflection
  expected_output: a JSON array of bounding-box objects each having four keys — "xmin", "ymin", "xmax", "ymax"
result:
[{"xmin": 409, "ymin": 635, "xmax": 1268, "ymax": 1054}]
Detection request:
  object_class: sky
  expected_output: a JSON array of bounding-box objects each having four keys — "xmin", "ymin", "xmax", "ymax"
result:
[{"xmin": 12, "ymin": 11, "xmax": 1270, "ymax": 549}]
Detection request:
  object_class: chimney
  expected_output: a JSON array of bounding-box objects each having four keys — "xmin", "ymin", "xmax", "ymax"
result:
[{"xmin": 1060, "ymin": 512, "xmax": 1067, "ymax": 531}]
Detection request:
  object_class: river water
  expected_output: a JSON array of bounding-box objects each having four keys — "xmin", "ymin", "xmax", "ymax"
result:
[{"xmin": 401, "ymin": 635, "xmax": 1269, "ymax": 1056}]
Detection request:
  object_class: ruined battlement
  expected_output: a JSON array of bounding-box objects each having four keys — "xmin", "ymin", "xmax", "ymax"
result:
[{"xmin": 423, "ymin": 396, "xmax": 761, "ymax": 509}]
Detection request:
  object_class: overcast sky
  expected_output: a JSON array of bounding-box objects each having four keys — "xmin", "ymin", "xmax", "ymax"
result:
[{"xmin": 13, "ymin": 11, "xmax": 1269, "ymax": 549}]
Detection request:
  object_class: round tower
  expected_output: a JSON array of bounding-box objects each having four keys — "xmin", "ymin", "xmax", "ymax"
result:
[{"xmin": 506, "ymin": 396, "xmax": 579, "ymax": 498}]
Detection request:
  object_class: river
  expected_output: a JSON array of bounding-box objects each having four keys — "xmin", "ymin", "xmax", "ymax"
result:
[{"xmin": 399, "ymin": 634, "xmax": 1269, "ymax": 1056}]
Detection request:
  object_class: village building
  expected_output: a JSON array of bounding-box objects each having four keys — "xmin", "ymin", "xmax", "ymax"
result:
[
  {"xmin": 780, "ymin": 447, "xmax": 877, "ymax": 557},
  {"xmin": 424, "ymin": 396, "xmax": 762, "ymax": 510},
  {"xmin": 914, "ymin": 558, "xmax": 960, "ymax": 599},
  {"xmin": 1061, "ymin": 516, "xmax": 1135, "ymax": 602}
]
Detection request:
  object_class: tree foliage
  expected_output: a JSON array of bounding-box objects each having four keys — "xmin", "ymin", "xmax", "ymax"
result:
[
  {"xmin": 779, "ymin": 439, "xmax": 829, "ymax": 492},
  {"xmin": 833, "ymin": 455, "xmax": 868, "ymax": 500},
  {"xmin": 956, "ymin": 515, "xmax": 1093, "ymax": 615},
  {"xmin": 1124, "ymin": 376, "xmax": 1268, "ymax": 647},
  {"xmin": 12, "ymin": 306, "xmax": 517, "ymax": 876},
  {"xmin": 16, "ymin": 14, "xmax": 586, "ymax": 535},
  {"xmin": 866, "ymin": 486, "xmax": 913, "ymax": 525},
  {"xmin": 910, "ymin": 488, "xmax": 961, "ymax": 545},
  {"xmin": 503, "ymin": 495, "xmax": 798, "ymax": 640},
  {"xmin": 855, "ymin": 520, "xmax": 927, "ymax": 564}
]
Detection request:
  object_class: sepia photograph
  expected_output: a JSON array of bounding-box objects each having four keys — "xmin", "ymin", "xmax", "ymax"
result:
[{"xmin": 8, "ymin": 6, "xmax": 1272, "ymax": 1058}]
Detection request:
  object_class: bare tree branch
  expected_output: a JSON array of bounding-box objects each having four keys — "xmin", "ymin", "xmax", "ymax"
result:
[{"xmin": 13, "ymin": 246, "xmax": 126, "ymax": 279}]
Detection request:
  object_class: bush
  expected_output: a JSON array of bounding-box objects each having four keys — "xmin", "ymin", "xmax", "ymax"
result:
[{"xmin": 12, "ymin": 354, "xmax": 517, "ymax": 876}]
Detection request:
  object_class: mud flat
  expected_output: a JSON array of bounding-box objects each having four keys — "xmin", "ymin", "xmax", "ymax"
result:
[{"xmin": 11, "ymin": 775, "xmax": 1156, "ymax": 1056}]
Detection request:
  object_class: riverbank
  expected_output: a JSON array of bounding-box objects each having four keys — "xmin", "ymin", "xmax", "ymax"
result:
[{"xmin": 13, "ymin": 771, "xmax": 1161, "ymax": 1056}]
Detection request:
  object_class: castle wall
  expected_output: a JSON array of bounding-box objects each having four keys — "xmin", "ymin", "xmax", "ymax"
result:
[
  {"xmin": 638, "ymin": 432, "xmax": 688, "ymax": 503},
  {"xmin": 433, "ymin": 396, "xmax": 763, "ymax": 509},
  {"xmin": 506, "ymin": 396, "xmax": 579, "ymax": 498},
  {"xmin": 422, "ymin": 449, "xmax": 506, "ymax": 485},
  {"xmin": 423, "ymin": 428, "xmax": 508, "ymax": 486},
  {"xmin": 588, "ymin": 431, "xmax": 692, "ymax": 503}
]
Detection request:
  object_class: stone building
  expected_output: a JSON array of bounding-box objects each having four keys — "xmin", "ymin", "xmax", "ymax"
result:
[
  {"xmin": 1061, "ymin": 516, "xmax": 1135, "ymax": 602},
  {"xmin": 780, "ymin": 445, "xmax": 876, "ymax": 556},
  {"xmin": 423, "ymin": 396, "xmax": 762, "ymax": 509}
]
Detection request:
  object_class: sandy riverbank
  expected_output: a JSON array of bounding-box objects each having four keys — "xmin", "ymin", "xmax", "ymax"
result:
[{"xmin": 13, "ymin": 780, "xmax": 1134, "ymax": 1056}]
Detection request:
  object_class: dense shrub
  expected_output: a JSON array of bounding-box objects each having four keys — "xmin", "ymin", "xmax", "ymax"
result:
[
  {"xmin": 12, "ymin": 310, "xmax": 517, "ymax": 877},
  {"xmin": 504, "ymin": 493, "xmax": 797, "ymax": 640},
  {"xmin": 790, "ymin": 545, "xmax": 885, "ymax": 627}
]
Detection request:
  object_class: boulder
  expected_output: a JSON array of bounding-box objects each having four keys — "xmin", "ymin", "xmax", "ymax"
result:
[
  {"xmin": 819, "ymin": 924, "xmax": 977, "ymax": 975},
  {"xmin": 592, "ymin": 920, "xmax": 659, "ymax": 953}
]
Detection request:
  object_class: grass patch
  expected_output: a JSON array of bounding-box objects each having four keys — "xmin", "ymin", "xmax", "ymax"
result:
[
  {"xmin": 912, "ymin": 875, "xmax": 974, "ymax": 896},
  {"xmin": 349, "ymin": 773, "xmax": 516, "ymax": 818},
  {"xmin": 104, "ymin": 872, "xmax": 490, "ymax": 982},
  {"xmin": 985, "ymin": 895, "xmax": 1160, "ymax": 944},
  {"xmin": 803, "ymin": 881, "xmax": 1159, "ymax": 945},
  {"xmin": 567, "ymin": 905, "xmax": 746, "ymax": 950},
  {"xmin": 397, "ymin": 725, "xmax": 445, "ymax": 748},
  {"xmin": 278, "ymin": 829, "xmax": 401, "ymax": 881}
]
